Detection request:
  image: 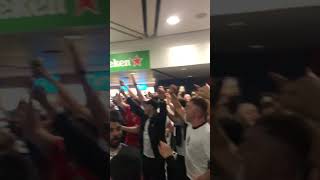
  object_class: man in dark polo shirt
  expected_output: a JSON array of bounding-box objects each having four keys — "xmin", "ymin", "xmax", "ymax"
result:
[{"xmin": 110, "ymin": 110, "xmax": 142, "ymax": 180}]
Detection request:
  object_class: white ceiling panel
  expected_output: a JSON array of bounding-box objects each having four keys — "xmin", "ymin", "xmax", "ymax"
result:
[
  {"xmin": 157, "ymin": 0, "xmax": 210, "ymax": 36},
  {"xmin": 110, "ymin": 0, "xmax": 144, "ymax": 34},
  {"xmin": 110, "ymin": 0, "xmax": 210, "ymax": 42},
  {"xmin": 110, "ymin": 29, "xmax": 139, "ymax": 43}
]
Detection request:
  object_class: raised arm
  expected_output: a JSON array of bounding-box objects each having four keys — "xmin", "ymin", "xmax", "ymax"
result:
[
  {"xmin": 67, "ymin": 41, "xmax": 108, "ymax": 136},
  {"xmin": 22, "ymin": 87, "xmax": 62, "ymax": 149},
  {"xmin": 130, "ymin": 74, "xmax": 146, "ymax": 102},
  {"xmin": 170, "ymin": 92, "xmax": 186, "ymax": 121},
  {"xmin": 120, "ymin": 80, "xmax": 138, "ymax": 100},
  {"xmin": 32, "ymin": 62, "xmax": 91, "ymax": 120},
  {"xmin": 121, "ymin": 90, "xmax": 145, "ymax": 118},
  {"xmin": 113, "ymin": 93, "xmax": 129, "ymax": 110}
]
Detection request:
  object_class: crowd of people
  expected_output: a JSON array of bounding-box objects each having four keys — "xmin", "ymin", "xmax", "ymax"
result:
[
  {"xmin": 0, "ymin": 40, "xmax": 211, "ymax": 180},
  {"xmin": 109, "ymin": 74, "xmax": 211, "ymax": 180},
  {"xmin": 213, "ymin": 69, "xmax": 320, "ymax": 180},
  {"xmin": 0, "ymin": 41, "xmax": 109, "ymax": 180}
]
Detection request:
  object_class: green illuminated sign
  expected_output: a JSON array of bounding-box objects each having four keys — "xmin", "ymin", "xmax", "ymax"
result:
[
  {"xmin": 110, "ymin": 50, "xmax": 150, "ymax": 72},
  {"xmin": 0, "ymin": 0, "xmax": 108, "ymax": 33}
]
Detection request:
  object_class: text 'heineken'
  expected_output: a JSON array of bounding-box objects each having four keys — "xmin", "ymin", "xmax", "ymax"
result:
[
  {"xmin": 0, "ymin": 0, "xmax": 66, "ymax": 19},
  {"xmin": 110, "ymin": 59, "xmax": 131, "ymax": 68}
]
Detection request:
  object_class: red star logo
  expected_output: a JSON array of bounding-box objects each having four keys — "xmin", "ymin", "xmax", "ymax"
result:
[
  {"xmin": 75, "ymin": 0, "xmax": 99, "ymax": 16},
  {"xmin": 132, "ymin": 56, "xmax": 142, "ymax": 66}
]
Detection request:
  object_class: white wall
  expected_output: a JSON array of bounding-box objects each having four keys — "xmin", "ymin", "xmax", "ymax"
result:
[{"xmin": 110, "ymin": 30, "xmax": 210, "ymax": 69}]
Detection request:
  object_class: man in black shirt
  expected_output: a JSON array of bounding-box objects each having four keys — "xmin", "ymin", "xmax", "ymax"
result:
[
  {"xmin": 110, "ymin": 110, "xmax": 142, "ymax": 180},
  {"xmin": 121, "ymin": 86, "xmax": 167, "ymax": 180}
]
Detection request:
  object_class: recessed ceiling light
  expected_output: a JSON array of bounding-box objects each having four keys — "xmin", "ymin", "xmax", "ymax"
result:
[
  {"xmin": 249, "ymin": 45, "xmax": 265, "ymax": 49},
  {"xmin": 181, "ymin": 68, "xmax": 187, "ymax": 71},
  {"xmin": 166, "ymin": 16, "xmax": 180, "ymax": 25}
]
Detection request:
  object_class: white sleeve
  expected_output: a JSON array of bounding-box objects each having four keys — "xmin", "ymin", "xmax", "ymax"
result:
[{"xmin": 203, "ymin": 126, "xmax": 211, "ymax": 161}]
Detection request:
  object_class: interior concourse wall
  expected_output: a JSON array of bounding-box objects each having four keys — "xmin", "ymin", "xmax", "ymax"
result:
[{"xmin": 110, "ymin": 30, "xmax": 210, "ymax": 69}]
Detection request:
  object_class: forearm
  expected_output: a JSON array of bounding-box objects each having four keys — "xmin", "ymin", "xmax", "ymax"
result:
[
  {"xmin": 121, "ymin": 125, "xmax": 140, "ymax": 134},
  {"xmin": 47, "ymin": 77, "xmax": 91, "ymax": 118}
]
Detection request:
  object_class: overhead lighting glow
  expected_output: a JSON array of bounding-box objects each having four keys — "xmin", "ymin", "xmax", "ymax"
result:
[{"xmin": 166, "ymin": 16, "xmax": 180, "ymax": 25}]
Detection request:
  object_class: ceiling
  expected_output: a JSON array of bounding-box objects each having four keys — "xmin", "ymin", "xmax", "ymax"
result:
[
  {"xmin": 211, "ymin": 0, "xmax": 320, "ymax": 15},
  {"xmin": 110, "ymin": 0, "xmax": 210, "ymax": 43},
  {"xmin": 212, "ymin": 6, "xmax": 320, "ymax": 53}
]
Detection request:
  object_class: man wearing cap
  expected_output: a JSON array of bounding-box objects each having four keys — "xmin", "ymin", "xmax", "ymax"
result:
[{"xmin": 121, "ymin": 87, "xmax": 167, "ymax": 180}]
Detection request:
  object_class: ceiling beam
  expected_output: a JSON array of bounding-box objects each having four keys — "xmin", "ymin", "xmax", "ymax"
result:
[
  {"xmin": 153, "ymin": 0, "xmax": 162, "ymax": 37},
  {"xmin": 141, "ymin": 0, "xmax": 148, "ymax": 37}
]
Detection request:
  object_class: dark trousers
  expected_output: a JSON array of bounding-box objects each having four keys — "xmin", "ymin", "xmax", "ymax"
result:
[
  {"xmin": 177, "ymin": 155, "xmax": 188, "ymax": 180},
  {"xmin": 167, "ymin": 155, "xmax": 189, "ymax": 180},
  {"xmin": 143, "ymin": 155, "xmax": 166, "ymax": 180}
]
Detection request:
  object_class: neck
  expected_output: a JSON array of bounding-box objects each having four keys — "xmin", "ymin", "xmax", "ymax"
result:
[
  {"xmin": 191, "ymin": 117, "xmax": 207, "ymax": 128},
  {"xmin": 110, "ymin": 144, "xmax": 121, "ymax": 152}
]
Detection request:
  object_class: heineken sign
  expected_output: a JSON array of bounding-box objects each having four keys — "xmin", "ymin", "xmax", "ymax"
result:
[
  {"xmin": 0, "ymin": 0, "xmax": 108, "ymax": 33},
  {"xmin": 110, "ymin": 50, "xmax": 150, "ymax": 72}
]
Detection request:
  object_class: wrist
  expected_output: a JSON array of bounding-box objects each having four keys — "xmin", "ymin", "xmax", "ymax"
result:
[{"xmin": 165, "ymin": 151, "xmax": 178, "ymax": 160}]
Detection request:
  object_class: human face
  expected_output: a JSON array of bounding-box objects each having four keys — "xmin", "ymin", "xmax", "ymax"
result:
[
  {"xmin": 237, "ymin": 103, "xmax": 260, "ymax": 126},
  {"xmin": 185, "ymin": 101, "xmax": 202, "ymax": 122},
  {"xmin": 110, "ymin": 122, "xmax": 122, "ymax": 149}
]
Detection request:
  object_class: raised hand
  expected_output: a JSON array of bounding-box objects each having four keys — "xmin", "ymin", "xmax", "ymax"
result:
[
  {"xmin": 269, "ymin": 68, "xmax": 320, "ymax": 121},
  {"xmin": 169, "ymin": 84, "xmax": 178, "ymax": 95},
  {"xmin": 31, "ymin": 58, "xmax": 50, "ymax": 78},
  {"xmin": 158, "ymin": 86, "xmax": 166, "ymax": 99},
  {"xmin": 120, "ymin": 80, "xmax": 125, "ymax": 87},
  {"xmin": 66, "ymin": 40, "xmax": 86, "ymax": 74},
  {"xmin": 197, "ymin": 84, "xmax": 210, "ymax": 100},
  {"xmin": 130, "ymin": 73, "xmax": 137, "ymax": 86},
  {"xmin": 31, "ymin": 86, "xmax": 48, "ymax": 104}
]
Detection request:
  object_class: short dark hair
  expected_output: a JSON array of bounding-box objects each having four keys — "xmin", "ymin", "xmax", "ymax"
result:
[
  {"xmin": 190, "ymin": 97, "xmax": 208, "ymax": 115},
  {"xmin": 110, "ymin": 110, "xmax": 124, "ymax": 125}
]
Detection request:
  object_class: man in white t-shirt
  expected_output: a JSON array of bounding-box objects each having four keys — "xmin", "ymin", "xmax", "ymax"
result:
[
  {"xmin": 158, "ymin": 97, "xmax": 210, "ymax": 180},
  {"xmin": 184, "ymin": 97, "xmax": 210, "ymax": 180}
]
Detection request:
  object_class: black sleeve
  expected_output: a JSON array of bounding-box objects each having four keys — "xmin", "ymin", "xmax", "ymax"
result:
[
  {"xmin": 126, "ymin": 97, "xmax": 145, "ymax": 118},
  {"xmin": 53, "ymin": 113, "xmax": 108, "ymax": 179},
  {"xmin": 158, "ymin": 100, "xmax": 167, "ymax": 143}
]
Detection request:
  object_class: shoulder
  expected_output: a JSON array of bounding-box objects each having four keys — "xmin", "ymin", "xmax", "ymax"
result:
[{"xmin": 121, "ymin": 146, "xmax": 140, "ymax": 156}]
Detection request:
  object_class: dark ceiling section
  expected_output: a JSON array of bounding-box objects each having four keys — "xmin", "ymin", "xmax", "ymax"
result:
[
  {"xmin": 212, "ymin": 6, "xmax": 320, "ymax": 101},
  {"xmin": 212, "ymin": 6, "xmax": 320, "ymax": 53}
]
